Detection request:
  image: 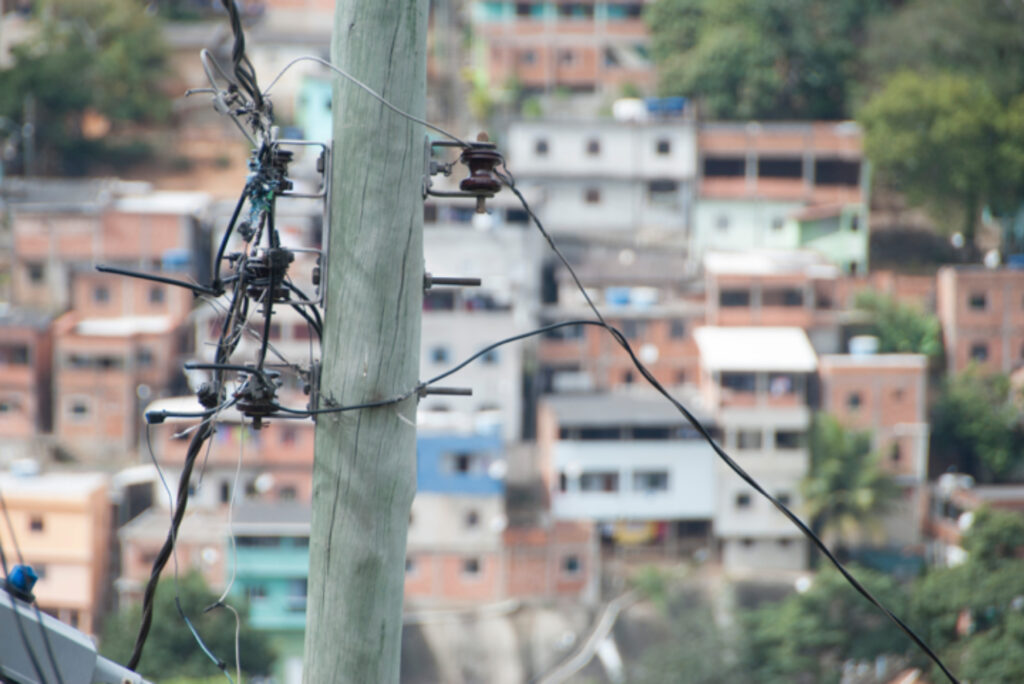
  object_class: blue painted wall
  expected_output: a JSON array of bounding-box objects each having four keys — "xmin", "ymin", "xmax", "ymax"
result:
[{"xmin": 417, "ymin": 433, "xmax": 505, "ymax": 496}]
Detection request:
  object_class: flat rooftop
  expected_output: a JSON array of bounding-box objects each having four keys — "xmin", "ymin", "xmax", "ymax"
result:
[{"xmin": 695, "ymin": 326, "xmax": 818, "ymax": 372}]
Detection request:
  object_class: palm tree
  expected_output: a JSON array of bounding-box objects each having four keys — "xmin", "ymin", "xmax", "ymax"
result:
[{"xmin": 801, "ymin": 414, "xmax": 901, "ymax": 558}]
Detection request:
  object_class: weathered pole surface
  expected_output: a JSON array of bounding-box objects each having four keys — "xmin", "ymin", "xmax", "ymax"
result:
[{"xmin": 302, "ymin": 1, "xmax": 426, "ymax": 681}]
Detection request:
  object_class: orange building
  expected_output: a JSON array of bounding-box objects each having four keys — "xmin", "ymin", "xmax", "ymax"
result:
[{"xmin": 0, "ymin": 470, "xmax": 111, "ymax": 634}]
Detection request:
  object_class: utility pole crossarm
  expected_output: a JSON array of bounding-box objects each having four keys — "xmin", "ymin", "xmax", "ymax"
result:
[{"xmin": 303, "ymin": 2, "xmax": 427, "ymax": 682}]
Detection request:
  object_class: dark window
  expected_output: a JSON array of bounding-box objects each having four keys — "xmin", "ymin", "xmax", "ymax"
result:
[
  {"xmin": 430, "ymin": 346, "xmax": 450, "ymax": 363},
  {"xmin": 148, "ymin": 286, "xmax": 165, "ymax": 304},
  {"xmin": 735, "ymin": 493, "xmax": 752, "ymax": 509},
  {"xmin": 776, "ymin": 492, "xmax": 792, "ymax": 506},
  {"xmin": 648, "ymin": 178, "xmax": 677, "ymax": 194},
  {"xmin": 281, "ymin": 426, "xmax": 297, "ymax": 444},
  {"xmin": 715, "ymin": 215, "xmax": 729, "ymax": 231},
  {"xmin": 463, "ymin": 558, "xmax": 481, "ymax": 575},
  {"xmin": 558, "ymin": 3, "xmax": 593, "ymax": 18},
  {"xmin": 847, "ymin": 392, "xmax": 862, "ymax": 410},
  {"xmin": 621, "ymin": 319, "xmax": 645, "ymax": 339},
  {"xmin": 450, "ymin": 452, "xmax": 477, "ymax": 473},
  {"xmin": 609, "ymin": 3, "xmax": 643, "ymax": 19},
  {"xmin": 584, "ymin": 187, "xmax": 601, "ymax": 204},
  {"xmin": 481, "ymin": 349, "xmax": 499, "ymax": 364},
  {"xmin": 850, "ymin": 214, "xmax": 860, "ymax": 232},
  {"xmin": 757, "ymin": 157, "xmax": 802, "ymax": 178},
  {"xmin": 586, "ymin": 139, "xmax": 601, "ymax": 156},
  {"xmin": 655, "ymin": 139, "xmax": 671, "ymax": 155},
  {"xmin": 516, "ymin": 3, "xmax": 533, "ymax": 17},
  {"xmin": 0, "ymin": 345, "xmax": 29, "ymax": 365},
  {"xmin": 27, "ymin": 262, "xmax": 44, "ymax": 283},
  {"xmin": 247, "ymin": 584, "xmax": 267, "ymax": 600},
  {"xmin": 669, "ymin": 319, "xmax": 686, "ymax": 339},
  {"xmin": 559, "ymin": 472, "xmax": 567, "ymax": 491},
  {"xmin": 890, "ymin": 443, "xmax": 902, "ymax": 463},
  {"xmin": 520, "ymin": 50, "xmax": 536, "ymax": 64},
  {"xmin": 778, "ymin": 538, "xmax": 793, "ymax": 547},
  {"xmin": 405, "ymin": 557, "xmax": 416, "ymax": 573},
  {"xmin": 93, "ymin": 286, "xmax": 110, "ymax": 303},
  {"xmin": 219, "ymin": 482, "xmax": 230, "ymax": 503},
  {"xmin": 775, "ymin": 431, "xmax": 807, "ymax": 450},
  {"xmin": 721, "ymin": 372, "xmax": 756, "ymax": 392},
  {"xmin": 703, "ymin": 156, "xmax": 745, "ymax": 177},
  {"xmin": 70, "ymin": 401, "xmax": 89, "ymax": 417},
  {"xmin": 293, "ymin": 323, "xmax": 312, "ymax": 340},
  {"xmin": 719, "ymin": 289, "xmax": 750, "ymax": 307},
  {"xmin": 771, "ymin": 216, "xmax": 785, "ymax": 231},
  {"xmin": 29, "ymin": 515, "xmax": 44, "ymax": 532},
  {"xmin": 558, "ymin": 49, "xmax": 575, "ymax": 65},
  {"xmin": 279, "ymin": 486, "xmax": 297, "ymax": 500},
  {"xmin": 579, "ymin": 427, "xmax": 622, "ymax": 440},
  {"xmin": 762, "ymin": 289, "xmax": 803, "ymax": 307},
  {"xmin": 269, "ymin": 322, "xmax": 282, "ymax": 340},
  {"xmin": 633, "ymin": 470, "xmax": 669, "ymax": 491},
  {"xmin": 603, "ymin": 47, "xmax": 620, "ymax": 67},
  {"xmin": 741, "ymin": 538, "xmax": 755, "ymax": 547},
  {"xmin": 622, "ymin": 369, "xmax": 634, "ymax": 384},
  {"xmin": 970, "ymin": 342, "xmax": 989, "ymax": 361},
  {"xmin": 969, "ymin": 293, "xmax": 987, "ymax": 310},
  {"xmin": 465, "ymin": 510, "xmax": 479, "ymax": 527},
  {"xmin": 737, "ymin": 430, "xmax": 762, "ymax": 450},
  {"xmin": 423, "ymin": 204, "xmax": 437, "ymax": 222},
  {"xmin": 632, "ymin": 426, "xmax": 671, "ymax": 440},
  {"xmin": 237, "ymin": 536, "xmax": 280, "ymax": 548},
  {"xmin": 136, "ymin": 347, "xmax": 153, "ymax": 368},
  {"xmin": 506, "ymin": 208, "xmax": 529, "ymax": 224},
  {"xmin": 814, "ymin": 159, "xmax": 860, "ymax": 186},
  {"xmin": 580, "ymin": 471, "xmax": 619, "ymax": 492},
  {"xmin": 563, "ymin": 555, "xmax": 582, "ymax": 574},
  {"xmin": 423, "ymin": 290, "xmax": 455, "ymax": 311},
  {"xmin": 535, "ymin": 139, "xmax": 549, "ymax": 156}
]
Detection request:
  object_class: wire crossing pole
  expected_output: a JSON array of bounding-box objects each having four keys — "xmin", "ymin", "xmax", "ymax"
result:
[{"xmin": 303, "ymin": 1, "xmax": 426, "ymax": 681}]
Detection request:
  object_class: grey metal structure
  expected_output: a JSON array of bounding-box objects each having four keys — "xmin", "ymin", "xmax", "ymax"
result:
[{"xmin": 0, "ymin": 589, "xmax": 151, "ymax": 684}]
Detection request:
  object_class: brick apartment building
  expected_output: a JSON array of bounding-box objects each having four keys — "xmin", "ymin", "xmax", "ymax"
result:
[
  {"xmin": 937, "ymin": 265, "xmax": 1024, "ymax": 374},
  {"xmin": 0, "ymin": 308, "xmax": 52, "ymax": 461},
  {"xmin": 472, "ymin": 1, "xmax": 655, "ymax": 97}
]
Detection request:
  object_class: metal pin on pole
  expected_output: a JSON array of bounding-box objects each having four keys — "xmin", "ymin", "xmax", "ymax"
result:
[{"xmin": 423, "ymin": 272, "xmax": 482, "ymax": 290}]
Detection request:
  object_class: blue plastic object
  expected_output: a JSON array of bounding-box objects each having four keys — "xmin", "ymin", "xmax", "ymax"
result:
[{"xmin": 7, "ymin": 564, "xmax": 38, "ymax": 597}]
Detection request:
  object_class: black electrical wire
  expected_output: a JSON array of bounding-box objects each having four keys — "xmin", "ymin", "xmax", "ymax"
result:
[
  {"xmin": 495, "ymin": 166, "xmax": 961, "ymax": 684},
  {"xmin": 218, "ymin": 0, "xmax": 262, "ymax": 110},
  {"xmin": 0, "ymin": 489, "xmax": 59, "ymax": 684},
  {"xmin": 213, "ymin": 189, "xmax": 249, "ymax": 292},
  {"xmin": 128, "ymin": 264, "xmax": 251, "ymax": 671}
]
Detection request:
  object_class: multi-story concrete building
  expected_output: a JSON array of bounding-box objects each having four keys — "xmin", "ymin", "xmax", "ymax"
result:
[
  {"xmin": 704, "ymin": 250, "xmax": 844, "ymax": 354},
  {"xmin": 694, "ymin": 326, "xmax": 816, "ymax": 571},
  {"xmin": 691, "ymin": 121, "xmax": 868, "ymax": 274},
  {"xmin": 0, "ymin": 308, "xmax": 52, "ymax": 460},
  {"xmin": 5, "ymin": 178, "xmax": 210, "ymax": 313},
  {"xmin": 538, "ymin": 392, "xmax": 716, "ymax": 552},
  {"xmin": 537, "ymin": 245, "xmax": 704, "ymax": 396},
  {"xmin": 936, "ymin": 265, "xmax": 1024, "ymax": 374},
  {"xmin": 506, "ymin": 116, "xmax": 697, "ymax": 242},
  {"xmin": 0, "ymin": 470, "xmax": 111, "ymax": 634},
  {"xmin": 471, "ymin": 1, "xmax": 655, "ymax": 98},
  {"xmin": 819, "ymin": 347, "xmax": 930, "ymax": 545}
]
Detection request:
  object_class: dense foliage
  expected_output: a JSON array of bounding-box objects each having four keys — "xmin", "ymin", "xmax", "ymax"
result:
[
  {"xmin": 100, "ymin": 572, "xmax": 275, "ymax": 680},
  {"xmin": 930, "ymin": 369, "xmax": 1023, "ymax": 481},
  {"xmin": 0, "ymin": 0, "xmax": 170, "ymax": 174},
  {"xmin": 802, "ymin": 414, "xmax": 900, "ymax": 551},
  {"xmin": 853, "ymin": 292, "xmax": 942, "ymax": 359}
]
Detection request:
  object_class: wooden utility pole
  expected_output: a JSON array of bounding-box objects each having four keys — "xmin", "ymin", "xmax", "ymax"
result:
[{"xmin": 302, "ymin": 1, "xmax": 426, "ymax": 681}]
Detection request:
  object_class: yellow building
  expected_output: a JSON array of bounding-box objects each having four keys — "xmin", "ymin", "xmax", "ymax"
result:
[{"xmin": 0, "ymin": 470, "xmax": 111, "ymax": 634}]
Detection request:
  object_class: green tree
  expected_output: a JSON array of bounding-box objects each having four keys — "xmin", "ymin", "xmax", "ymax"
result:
[
  {"xmin": 646, "ymin": 0, "xmax": 890, "ymax": 119},
  {"xmin": 743, "ymin": 566, "xmax": 910, "ymax": 684},
  {"xmin": 930, "ymin": 368, "xmax": 1021, "ymax": 481},
  {"xmin": 858, "ymin": 71, "xmax": 1024, "ymax": 244},
  {"xmin": 910, "ymin": 511, "xmax": 1024, "ymax": 683},
  {"xmin": 853, "ymin": 291, "xmax": 942, "ymax": 359},
  {"xmin": 0, "ymin": 0, "xmax": 170, "ymax": 174},
  {"xmin": 802, "ymin": 414, "xmax": 901, "ymax": 553},
  {"xmin": 99, "ymin": 572, "xmax": 275, "ymax": 680},
  {"xmin": 863, "ymin": 0, "xmax": 1024, "ymax": 105},
  {"xmin": 962, "ymin": 506, "xmax": 1024, "ymax": 569}
]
